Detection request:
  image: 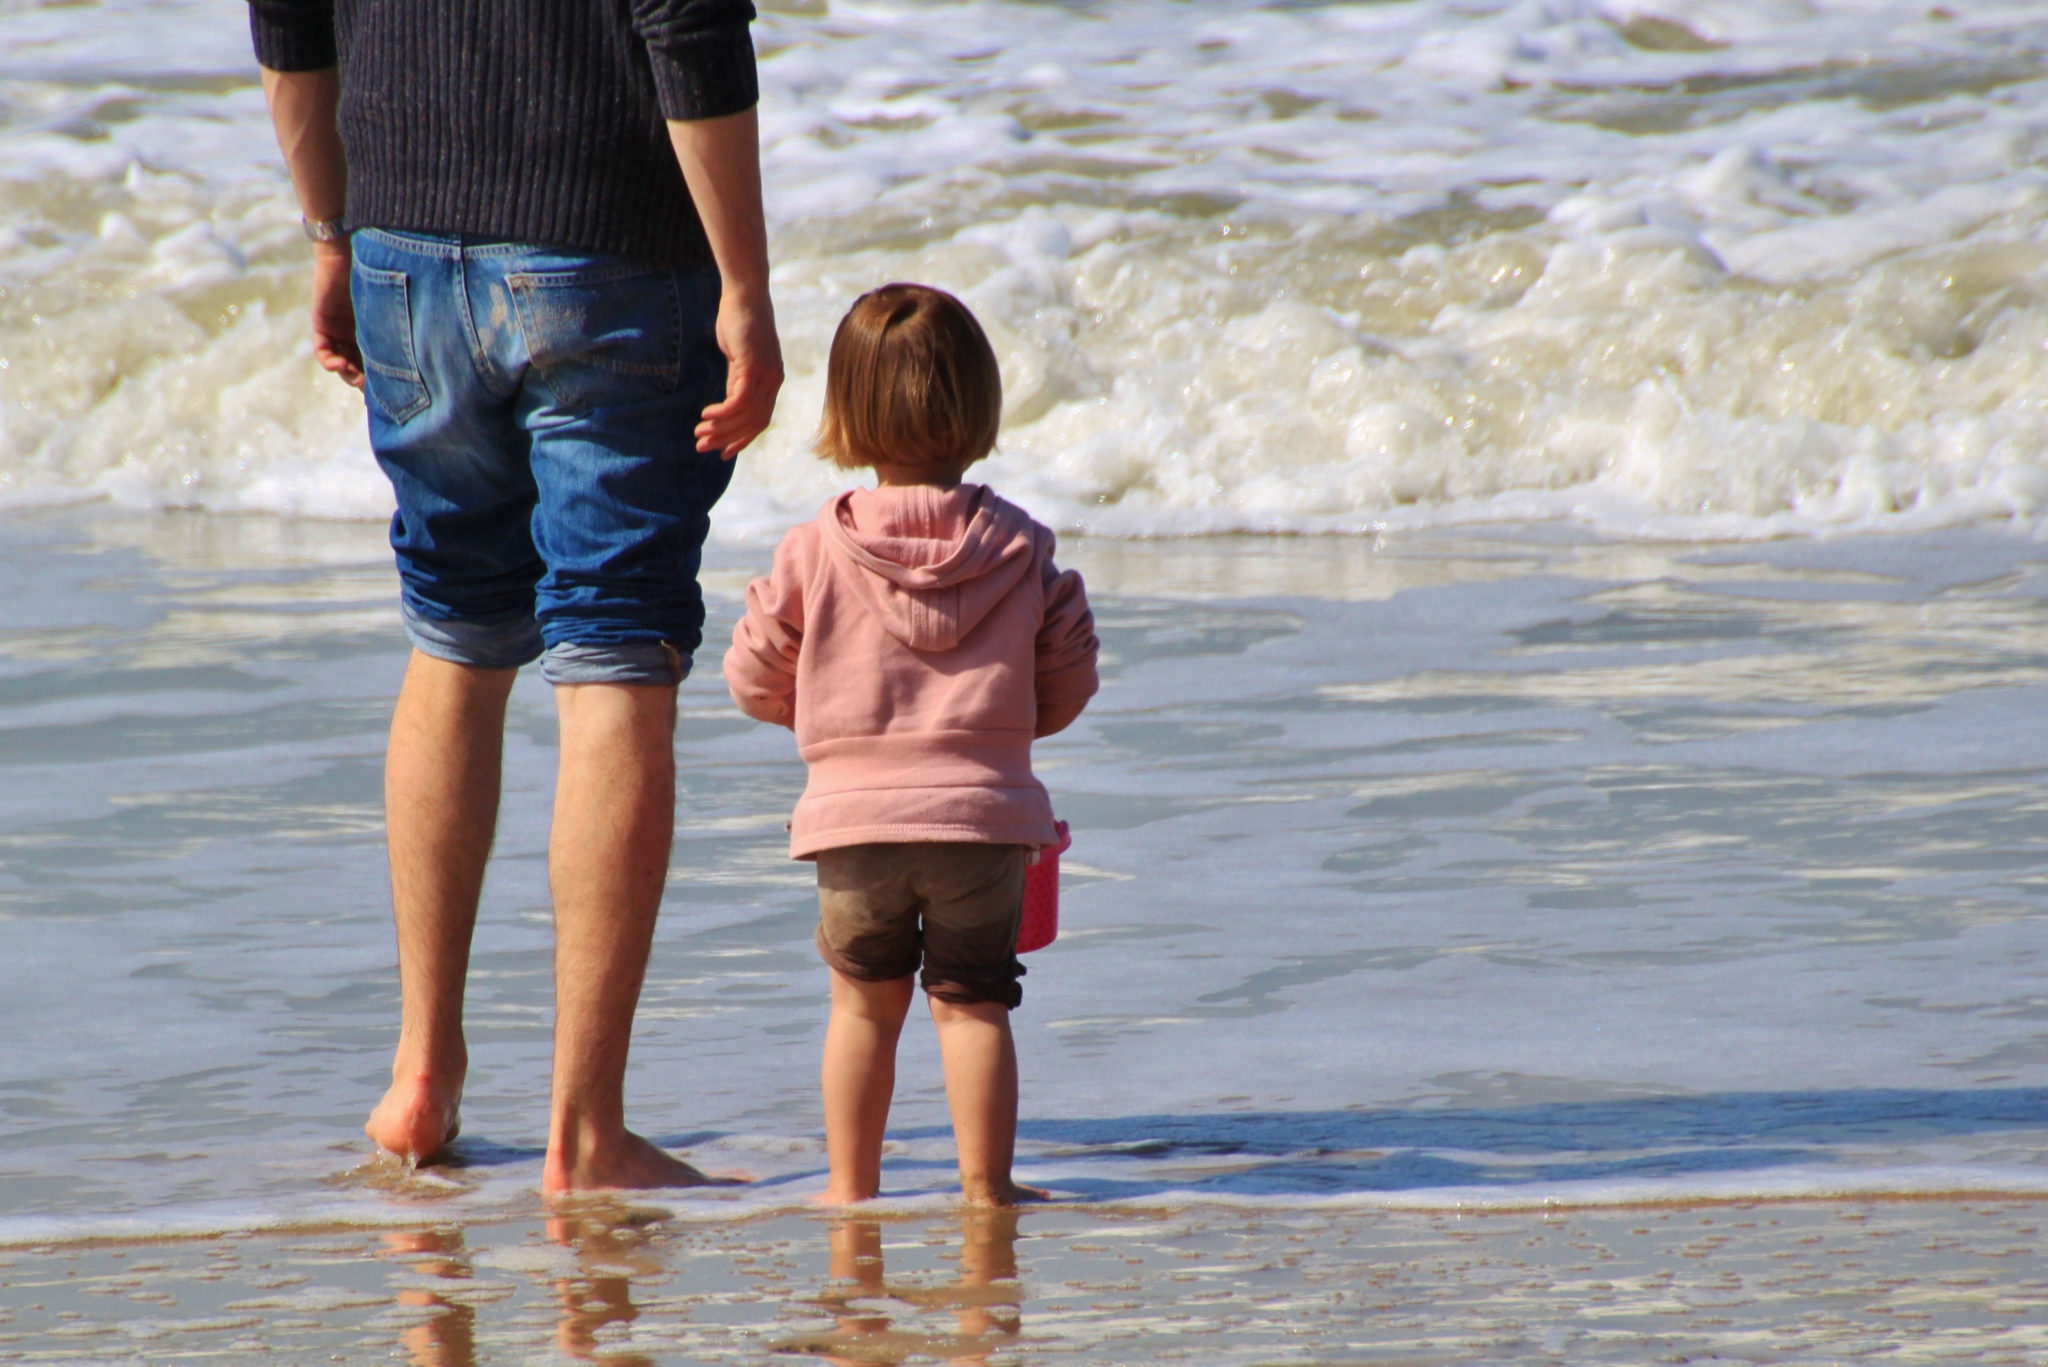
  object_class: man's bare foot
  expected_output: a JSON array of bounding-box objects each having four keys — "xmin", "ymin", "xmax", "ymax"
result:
[
  {"xmin": 366, "ymin": 1072, "xmax": 463, "ymax": 1162},
  {"xmin": 961, "ymin": 1180, "xmax": 1049, "ymax": 1208},
  {"xmin": 542, "ymin": 1127, "xmax": 729, "ymax": 1194}
]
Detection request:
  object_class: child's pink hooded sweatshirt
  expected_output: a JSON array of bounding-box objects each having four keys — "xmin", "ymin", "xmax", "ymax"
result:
[{"xmin": 724, "ymin": 483, "xmax": 1098, "ymax": 859}]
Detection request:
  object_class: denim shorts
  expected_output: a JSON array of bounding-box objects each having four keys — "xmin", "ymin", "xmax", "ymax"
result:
[{"xmin": 350, "ymin": 228, "xmax": 734, "ymax": 685}]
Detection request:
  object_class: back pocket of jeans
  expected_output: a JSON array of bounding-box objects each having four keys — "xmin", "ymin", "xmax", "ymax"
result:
[
  {"xmin": 352, "ymin": 264, "xmax": 432, "ymax": 424},
  {"xmin": 507, "ymin": 264, "xmax": 682, "ymax": 412}
]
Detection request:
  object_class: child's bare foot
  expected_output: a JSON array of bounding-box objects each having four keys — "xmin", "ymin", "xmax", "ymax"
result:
[
  {"xmin": 961, "ymin": 1180, "xmax": 1049, "ymax": 1208},
  {"xmin": 810, "ymin": 1183, "xmax": 881, "ymax": 1207},
  {"xmin": 365, "ymin": 1072, "xmax": 462, "ymax": 1163}
]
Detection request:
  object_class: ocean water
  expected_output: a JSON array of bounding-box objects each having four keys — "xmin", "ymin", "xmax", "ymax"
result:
[{"xmin": 6, "ymin": 0, "xmax": 2048, "ymax": 538}]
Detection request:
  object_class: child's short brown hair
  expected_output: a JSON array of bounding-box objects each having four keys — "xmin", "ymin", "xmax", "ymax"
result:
[{"xmin": 815, "ymin": 283, "xmax": 1002, "ymax": 474}]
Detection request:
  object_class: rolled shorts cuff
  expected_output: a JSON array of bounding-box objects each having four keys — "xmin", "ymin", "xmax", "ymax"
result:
[
  {"xmin": 539, "ymin": 639, "xmax": 687, "ymax": 687},
  {"xmin": 402, "ymin": 601, "xmax": 544, "ymax": 670},
  {"xmin": 815, "ymin": 921, "xmax": 921, "ymax": 984},
  {"xmin": 922, "ymin": 960, "xmax": 1026, "ymax": 1011}
]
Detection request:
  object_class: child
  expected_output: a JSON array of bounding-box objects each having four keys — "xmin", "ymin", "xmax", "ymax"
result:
[{"xmin": 724, "ymin": 283, "xmax": 1099, "ymax": 1207}]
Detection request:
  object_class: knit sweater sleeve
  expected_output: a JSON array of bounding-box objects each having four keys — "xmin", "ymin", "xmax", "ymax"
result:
[
  {"xmin": 247, "ymin": 0, "xmax": 336, "ymax": 72},
  {"xmin": 725, "ymin": 528, "xmax": 807, "ymax": 729},
  {"xmin": 1033, "ymin": 529, "xmax": 1099, "ymax": 735},
  {"xmin": 629, "ymin": 0, "xmax": 761, "ymax": 121}
]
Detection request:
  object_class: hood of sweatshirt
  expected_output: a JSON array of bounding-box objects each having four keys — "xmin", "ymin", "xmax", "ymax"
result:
[{"xmin": 820, "ymin": 483, "xmax": 1036, "ymax": 652}]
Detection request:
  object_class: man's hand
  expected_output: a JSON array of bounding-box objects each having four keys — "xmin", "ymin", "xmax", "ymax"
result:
[
  {"xmin": 311, "ymin": 239, "xmax": 364, "ymax": 388},
  {"xmin": 260, "ymin": 67, "xmax": 358, "ymax": 389},
  {"xmin": 668, "ymin": 108, "xmax": 779, "ymax": 460},
  {"xmin": 696, "ymin": 287, "xmax": 781, "ymax": 458}
]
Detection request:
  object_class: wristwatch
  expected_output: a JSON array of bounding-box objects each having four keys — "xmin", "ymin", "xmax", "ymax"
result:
[{"xmin": 302, "ymin": 216, "xmax": 349, "ymax": 244}]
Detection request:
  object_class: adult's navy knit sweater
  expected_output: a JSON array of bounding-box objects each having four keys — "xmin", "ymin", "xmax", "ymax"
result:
[{"xmin": 247, "ymin": 0, "xmax": 759, "ymax": 267}]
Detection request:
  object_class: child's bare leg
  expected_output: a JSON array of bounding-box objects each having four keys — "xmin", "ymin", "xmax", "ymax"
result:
[
  {"xmin": 819, "ymin": 969, "xmax": 916, "ymax": 1203},
  {"xmin": 929, "ymin": 996, "xmax": 1036, "ymax": 1207}
]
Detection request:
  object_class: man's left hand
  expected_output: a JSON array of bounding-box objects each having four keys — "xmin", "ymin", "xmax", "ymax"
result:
[{"xmin": 695, "ymin": 288, "xmax": 781, "ymax": 459}]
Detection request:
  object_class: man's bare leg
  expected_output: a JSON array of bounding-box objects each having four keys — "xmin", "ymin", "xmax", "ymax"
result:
[
  {"xmin": 815, "ymin": 970, "xmax": 917, "ymax": 1204},
  {"xmin": 366, "ymin": 650, "xmax": 516, "ymax": 1160},
  {"xmin": 541, "ymin": 680, "xmax": 708, "ymax": 1191}
]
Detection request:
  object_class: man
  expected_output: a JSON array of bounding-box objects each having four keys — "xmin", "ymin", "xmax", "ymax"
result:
[{"xmin": 249, "ymin": 0, "xmax": 782, "ymax": 1191}]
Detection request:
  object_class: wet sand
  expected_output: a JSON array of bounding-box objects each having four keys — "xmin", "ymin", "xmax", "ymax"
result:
[{"xmin": 4, "ymin": 1196, "xmax": 2045, "ymax": 1364}]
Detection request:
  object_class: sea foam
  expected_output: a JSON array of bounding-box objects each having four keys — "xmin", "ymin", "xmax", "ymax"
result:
[{"xmin": 4, "ymin": 0, "xmax": 2048, "ymax": 539}]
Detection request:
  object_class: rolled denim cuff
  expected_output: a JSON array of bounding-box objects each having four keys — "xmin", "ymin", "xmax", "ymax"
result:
[
  {"xmin": 401, "ymin": 602, "xmax": 544, "ymax": 671},
  {"xmin": 540, "ymin": 639, "xmax": 687, "ymax": 686}
]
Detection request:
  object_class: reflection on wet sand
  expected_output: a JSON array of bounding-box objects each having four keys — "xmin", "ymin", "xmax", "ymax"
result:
[
  {"xmin": 778, "ymin": 1210, "xmax": 1023, "ymax": 1365},
  {"xmin": 546, "ymin": 1212, "xmax": 668, "ymax": 1367},
  {"xmin": 387, "ymin": 1203, "xmax": 1023, "ymax": 1364},
  {"xmin": 381, "ymin": 1228, "xmax": 477, "ymax": 1367}
]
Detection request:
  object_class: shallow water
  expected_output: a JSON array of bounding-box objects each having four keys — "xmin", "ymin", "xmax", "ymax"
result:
[{"xmin": 3, "ymin": 510, "xmax": 2045, "ymax": 1244}]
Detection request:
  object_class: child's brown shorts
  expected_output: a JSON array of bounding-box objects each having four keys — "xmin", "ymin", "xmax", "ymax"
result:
[{"xmin": 814, "ymin": 842, "xmax": 1028, "ymax": 1009}]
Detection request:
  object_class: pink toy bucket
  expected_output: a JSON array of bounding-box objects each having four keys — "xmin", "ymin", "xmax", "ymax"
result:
[{"xmin": 1017, "ymin": 820, "xmax": 1070, "ymax": 953}]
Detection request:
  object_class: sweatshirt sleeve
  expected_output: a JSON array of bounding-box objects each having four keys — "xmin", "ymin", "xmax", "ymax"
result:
[
  {"xmin": 1034, "ymin": 529, "xmax": 1099, "ymax": 734},
  {"xmin": 724, "ymin": 529, "xmax": 806, "ymax": 728},
  {"xmin": 628, "ymin": 0, "xmax": 760, "ymax": 121},
  {"xmin": 247, "ymin": 0, "xmax": 336, "ymax": 72}
]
